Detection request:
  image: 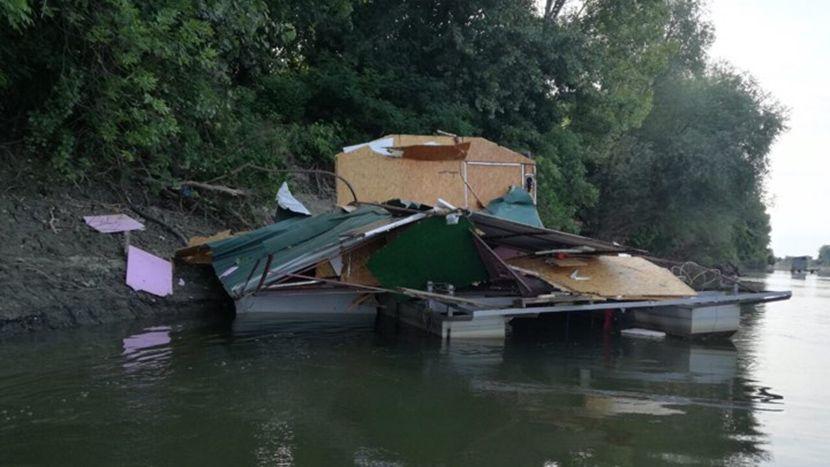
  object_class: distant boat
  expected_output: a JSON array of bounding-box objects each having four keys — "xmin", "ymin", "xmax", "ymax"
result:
[{"xmin": 791, "ymin": 256, "xmax": 810, "ymax": 277}]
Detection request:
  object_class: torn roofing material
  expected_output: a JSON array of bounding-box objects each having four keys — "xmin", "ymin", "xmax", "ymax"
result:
[
  {"xmin": 469, "ymin": 211, "xmax": 631, "ymax": 254},
  {"xmin": 392, "ymin": 142, "xmax": 471, "ymax": 160},
  {"xmin": 203, "ymin": 206, "xmax": 432, "ymax": 298},
  {"xmin": 342, "ymin": 137, "xmax": 395, "ymax": 156},
  {"xmin": 276, "ymin": 182, "xmax": 311, "ymax": 216},
  {"xmin": 485, "ymin": 186, "xmax": 544, "ymax": 228}
]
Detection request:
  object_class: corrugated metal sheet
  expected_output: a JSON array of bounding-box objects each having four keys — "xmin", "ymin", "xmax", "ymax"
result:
[
  {"xmin": 484, "ymin": 187, "xmax": 544, "ymax": 228},
  {"xmin": 207, "ymin": 206, "xmax": 393, "ymax": 297},
  {"xmin": 469, "ymin": 211, "xmax": 631, "ymax": 253}
]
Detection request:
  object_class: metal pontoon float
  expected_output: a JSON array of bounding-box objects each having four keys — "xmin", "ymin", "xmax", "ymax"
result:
[{"xmin": 378, "ymin": 290, "xmax": 791, "ymax": 339}]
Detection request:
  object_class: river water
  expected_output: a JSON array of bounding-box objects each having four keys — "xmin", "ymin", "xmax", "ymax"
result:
[{"xmin": 0, "ymin": 272, "xmax": 827, "ymax": 466}]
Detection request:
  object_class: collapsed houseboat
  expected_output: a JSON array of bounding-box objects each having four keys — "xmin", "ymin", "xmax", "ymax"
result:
[{"xmin": 176, "ymin": 135, "xmax": 790, "ymax": 339}]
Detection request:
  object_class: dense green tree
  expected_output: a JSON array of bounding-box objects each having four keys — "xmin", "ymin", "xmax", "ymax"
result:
[
  {"xmin": 578, "ymin": 0, "xmax": 786, "ymax": 268},
  {"xmin": 260, "ymin": 0, "xmax": 682, "ymax": 229},
  {"xmin": 584, "ymin": 66, "xmax": 785, "ymax": 267},
  {"xmin": 819, "ymin": 245, "xmax": 830, "ymax": 265},
  {"xmin": 0, "ymin": 0, "xmax": 300, "ymax": 181},
  {"xmin": 1, "ymin": 0, "xmax": 786, "ymax": 266}
]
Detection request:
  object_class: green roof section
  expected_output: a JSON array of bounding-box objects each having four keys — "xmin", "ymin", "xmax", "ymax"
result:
[
  {"xmin": 207, "ymin": 206, "xmax": 392, "ymax": 297},
  {"xmin": 485, "ymin": 187, "xmax": 544, "ymax": 228},
  {"xmin": 367, "ymin": 216, "xmax": 488, "ymax": 290}
]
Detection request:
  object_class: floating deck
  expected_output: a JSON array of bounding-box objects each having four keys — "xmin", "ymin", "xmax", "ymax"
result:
[{"xmin": 378, "ymin": 290, "xmax": 791, "ymax": 340}]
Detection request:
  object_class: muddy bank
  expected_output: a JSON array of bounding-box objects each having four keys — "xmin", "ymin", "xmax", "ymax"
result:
[{"xmin": 0, "ymin": 172, "xmax": 331, "ymax": 335}]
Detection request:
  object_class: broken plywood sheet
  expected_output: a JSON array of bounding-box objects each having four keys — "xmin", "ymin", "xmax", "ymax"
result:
[
  {"xmin": 175, "ymin": 230, "xmax": 234, "ymax": 264},
  {"xmin": 506, "ymin": 255, "xmax": 696, "ymax": 299},
  {"xmin": 314, "ymin": 238, "xmax": 384, "ymax": 286}
]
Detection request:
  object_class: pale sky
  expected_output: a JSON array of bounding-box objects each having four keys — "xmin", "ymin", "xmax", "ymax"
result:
[{"xmin": 708, "ymin": 0, "xmax": 830, "ymax": 257}]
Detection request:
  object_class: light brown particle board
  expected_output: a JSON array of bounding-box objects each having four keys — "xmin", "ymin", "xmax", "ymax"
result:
[{"xmin": 507, "ymin": 255, "xmax": 696, "ymax": 299}]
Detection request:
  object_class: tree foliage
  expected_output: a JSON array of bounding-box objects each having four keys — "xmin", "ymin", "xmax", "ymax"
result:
[
  {"xmin": 1, "ymin": 0, "xmax": 786, "ymax": 267},
  {"xmin": 584, "ymin": 67, "xmax": 785, "ymax": 267}
]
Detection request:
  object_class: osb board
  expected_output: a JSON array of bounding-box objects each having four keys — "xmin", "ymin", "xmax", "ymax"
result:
[
  {"xmin": 379, "ymin": 135, "xmax": 533, "ymax": 164},
  {"xmin": 464, "ymin": 138, "xmax": 535, "ymax": 164},
  {"xmin": 388, "ymin": 134, "xmax": 457, "ymax": 146},
  {"xmin": 176, "ymin": 230, "xmax": 236, "ymax": 264},
  {"xmin": 341, "ymin": 238, "xmax": 383, "ymax": 286},
  {"xmin": 315, "ymin": 259, "xmax": 337, "ymax": 278},
  {"xmin": 549, "ymin": 257, "xmax": 589, "ymax": 267},
  {"xmin": 314, "ymin": 238, "xmax": 384, "ymax": 286},
  {"xmin": 336, "ymin": 146, "xmax": 467, "ymax": 207},
  {"xmin": 336, "ymin": 135, "xmax": 535, "ymax": 206},
  {"xmin": 465, "ymin": 163, "xmax": 524, "ymax": 209},
  {"xmin": 506, "ymin": 255, "xmax": 697, "ymax": 299}
]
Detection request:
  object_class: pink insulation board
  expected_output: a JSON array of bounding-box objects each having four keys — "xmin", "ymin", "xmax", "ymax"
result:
[
  {"xmin": 126, "ymin": 246, "xmax": 172, "ymax": 297},
  {"xmin": 84, "ymin": 214, "xmax": 145, "ymax": 233}
]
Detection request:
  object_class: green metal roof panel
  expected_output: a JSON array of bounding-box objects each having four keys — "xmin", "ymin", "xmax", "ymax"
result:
[
  {"xmin": 207, "ymin": 206, "xmax": 392, "ymax": 297},
  {"xmin": 485, "ymin": 187, "xmax": 544, "ymax": 228}
]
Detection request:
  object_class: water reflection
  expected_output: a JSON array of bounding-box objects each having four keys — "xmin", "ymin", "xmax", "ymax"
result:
[
  {"xmin": 122, "ymin": 326, "xmax": 172, "ymax": 372},
  {"xmin": 3, "ymin": 273, "xmax": 829, "ymax": 465}
]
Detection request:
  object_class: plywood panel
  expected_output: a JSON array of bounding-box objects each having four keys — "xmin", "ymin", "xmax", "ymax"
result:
[
  {"xmin": 337, "ymin": 147, "xmax": 466, "ymax": 207},
  {"xmin": 507, "ymin": 255, "xmax": 697, "ymax": 299},
  {"xmin": 336, "ymin": 135, "xmax": 536, "ymax": 207},
  {"xmin": 341, "ymin": 238, "xmax": 384, "ymax": 286},
  {"xmin": 465, "ymin": 163, "xmax": 524, "ymax": 209},
  {"xmin": 314, "ymin": 238, "xmax": 384, "ymax": 286},
  {"xmin": 176, "ymin": 230, "xmax": 234, "ymax": 264},
  {"xmin": 465, "ymin": 138, "xmax": 534, "ymax": 164}
]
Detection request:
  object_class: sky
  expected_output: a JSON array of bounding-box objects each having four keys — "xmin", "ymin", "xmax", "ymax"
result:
[{"xmin": 708, "ymin": 0, "xmax": 830, "ymax": 257}]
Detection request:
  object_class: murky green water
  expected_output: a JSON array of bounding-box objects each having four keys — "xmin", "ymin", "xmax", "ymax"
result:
[{"xmin": 1, "ymin": 272, "xmax": 827, "ymax": 466}]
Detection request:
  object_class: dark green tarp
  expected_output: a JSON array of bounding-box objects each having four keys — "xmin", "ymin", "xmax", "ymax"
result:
[
  {"xmin": 485, "ymin": 187, "xmax": 544, "ymax": 228},
  {"xmin": 367, "ymin": 216, "xmax": 488, "ymax": 290},
  {"xmin": 207, "ymin": 206, "xmax": 391, "ymax": 297}
]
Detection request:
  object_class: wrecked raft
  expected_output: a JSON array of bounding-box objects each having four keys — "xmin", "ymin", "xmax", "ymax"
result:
[
  {"xmin": 176, "ymin": 133, "xmax": 790, "ymax": 338},
  {"xmin": 177, "ymin": 198, "xmax": 788, "ymax": 339}
]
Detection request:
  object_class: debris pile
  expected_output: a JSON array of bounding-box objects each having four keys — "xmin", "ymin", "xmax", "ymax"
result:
[
  {"xmin": 175, "ymin": 190, "xmax": 697, "ymax": 315},
  {"xmin": 83, "ymin": 213, "xmax": 175, "ymax": 297},
  {"xmin": 122, "ymin": 133, "xmax": 788, "ymax": 337}
]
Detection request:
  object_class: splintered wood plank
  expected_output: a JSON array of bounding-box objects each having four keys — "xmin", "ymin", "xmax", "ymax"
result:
[{"xmin": 506, "ymin": 255, "xmax": 696, "ymax": 299}]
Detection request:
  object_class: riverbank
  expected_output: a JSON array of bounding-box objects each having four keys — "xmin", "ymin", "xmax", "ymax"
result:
[
  {"xmin": 0, "ymin": 173, "xmax": 236, "ymax": 334},
  {"xmin": 0, "ymin": 160, "xmax": 340, "ymax": 335}
]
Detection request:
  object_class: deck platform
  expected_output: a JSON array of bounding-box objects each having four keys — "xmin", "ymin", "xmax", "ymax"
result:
[{"xmin": 378, "ymin": 290, "xmax": 790, "ymax": 340}]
